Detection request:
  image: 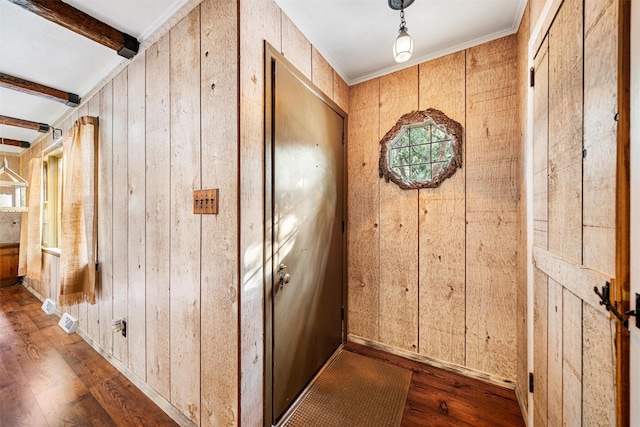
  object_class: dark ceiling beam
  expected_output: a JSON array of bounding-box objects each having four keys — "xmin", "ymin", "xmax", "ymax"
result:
[
  {"xmin": 0, "ymin": 115, "xmax": 50, "ymax": 133},
  {"xmin": 0, "ymin": 73, "xmax": 80, "ymax": 107},
  {"xmin": 8, "ymin": 0, "xmax": 139, "ymax": 59},
  {"xmin": 0, "ymin": 138, "xmax": 31, "ymax": 149}
]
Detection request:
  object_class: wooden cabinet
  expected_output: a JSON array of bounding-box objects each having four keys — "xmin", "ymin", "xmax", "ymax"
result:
[{"xmin": 0, "ymin": 244, "xmax": 19, "ymax": 286}]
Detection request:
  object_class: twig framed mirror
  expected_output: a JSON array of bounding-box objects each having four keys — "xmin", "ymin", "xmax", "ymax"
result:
[{"xmin": 379, "ymin": 108, "xmax": 463, "ymax": 189}]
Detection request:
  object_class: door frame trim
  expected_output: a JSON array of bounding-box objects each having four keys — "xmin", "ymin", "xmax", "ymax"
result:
[{"xmin": 263, "ymin": 42, "xmax": 348, "ymax": 427}]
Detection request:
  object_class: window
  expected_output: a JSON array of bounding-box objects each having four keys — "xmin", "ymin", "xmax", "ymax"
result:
[
  {"xmin": 42, "ymin": 149, "xmax": 63, "ymax": 248},
  {"xmin": 379, "ymin": 108, "xmax": 463, "ymax": 189}
]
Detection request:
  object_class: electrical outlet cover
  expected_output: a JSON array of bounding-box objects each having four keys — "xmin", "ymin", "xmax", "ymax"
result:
[
  {"xmin": 58, "ymin": 312, "xmax": 78, "ymax": 334},
  {"xmin": 41, "ymin": 298, "xmax": 56, "ymax": 315}
]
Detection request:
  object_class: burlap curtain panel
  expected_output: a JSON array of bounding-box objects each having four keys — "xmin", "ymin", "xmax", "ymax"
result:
[
  {"xmin": 59, "ymin": 116, "xmax": 99, "ymax": 306},
  {"xmin": 18, "ymin": 157, "xmax": 42, "ymax": 281}
]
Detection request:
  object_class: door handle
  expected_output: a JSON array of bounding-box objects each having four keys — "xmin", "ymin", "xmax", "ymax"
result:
[{"xmin": 278, "ymin": 264, "xmax": 291, "ymax": 290}]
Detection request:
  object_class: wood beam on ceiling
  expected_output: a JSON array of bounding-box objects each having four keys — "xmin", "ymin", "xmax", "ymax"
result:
[
  {"xmin": 0, "ymin": 138, "xmax": 31, "ymax": 149},
  {"xmin": 8, "ymin": 0, "xmax": 139, "ymax": 59},
  {"xmin": 0, "ymin": 73, "xmax": 80, "ymax": 107},
  {"xmin": 0, "ymin": 115, "xmax": 50, "ymax": 133}
]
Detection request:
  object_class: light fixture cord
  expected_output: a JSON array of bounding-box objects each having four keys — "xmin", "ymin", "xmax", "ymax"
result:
[{"xmin": 399, "ymin": 1, "xmax": 407, "ymax": 31}]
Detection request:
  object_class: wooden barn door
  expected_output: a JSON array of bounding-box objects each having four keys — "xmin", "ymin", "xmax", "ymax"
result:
[{"xmin": 531, "ymin": 0, "xmax": 630, "ymax": 425}]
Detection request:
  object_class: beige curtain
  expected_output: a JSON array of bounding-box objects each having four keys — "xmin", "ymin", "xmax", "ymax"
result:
[
  {"xmin": 18, "ymin": 157, "xmax": 42, "ymax": 280},
  {"xmin": 59, "ymin": 116, "xmax": 98, "ymax": 306}
]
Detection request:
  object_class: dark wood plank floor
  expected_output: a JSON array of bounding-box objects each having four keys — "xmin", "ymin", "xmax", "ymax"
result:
[
  {"xmin": 0, "ymin": 284, "xmax": 177, "ymax": 427},
  {"xmin": 344, "ymin": 342, "xmax": 526, "ymax": 427}
]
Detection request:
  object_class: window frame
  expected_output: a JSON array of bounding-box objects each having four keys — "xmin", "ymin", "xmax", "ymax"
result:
[{"xmin": 379, "ymin": 108, "xmax": 463, "ymax": 190}]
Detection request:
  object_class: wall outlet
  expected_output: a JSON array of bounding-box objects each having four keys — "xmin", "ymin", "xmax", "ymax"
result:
[
  {"xmin": 41, "ymin": 298, "xmax": 56, "ymax": 315},
  {"xmin": 58, "ymin": 313, "xmax": 78, "ymax": 334}
]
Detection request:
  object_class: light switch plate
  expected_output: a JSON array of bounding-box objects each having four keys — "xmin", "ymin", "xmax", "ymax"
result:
[{"xmin": 194, "ymin": 189, "xmax": 219, "ymax": 214}]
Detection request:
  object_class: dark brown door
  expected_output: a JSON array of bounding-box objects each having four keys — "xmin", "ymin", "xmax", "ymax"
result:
[{"xmin": 269, "ymin": 54, "xmax": 345, "ymax": 423}]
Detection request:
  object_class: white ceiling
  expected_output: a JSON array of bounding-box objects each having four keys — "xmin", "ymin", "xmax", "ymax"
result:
[
  {"xmin": 0, "ymin": 0, "xmax": 526, "ymax": 154},
  {"xmin": 275, "ymin": 0, "xmax": 527, "ymax": 84},
  {"xmin": 0, "ymin": 0, "xmax": 190, "ymax": 154}
]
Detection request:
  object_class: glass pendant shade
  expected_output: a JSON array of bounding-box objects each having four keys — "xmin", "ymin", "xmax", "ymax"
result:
[{"xmin": 393, "ymin": 28, "xmax": 413, "ymax": 63}]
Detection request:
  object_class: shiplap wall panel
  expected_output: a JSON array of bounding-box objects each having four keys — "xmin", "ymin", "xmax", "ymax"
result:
[
  {"xmin": 533, "ymin": 38, "xmax": 549, "ymax": 249},
  {"xmin": 582, "ymin": 303, "xmax": 616, "ymax": 426},
  {"xmin": 547, "ymin": 0, "xmax": 583, "ymax": 264},
  {"xmin": 239, "ymin": 0, "xmax": 281, "ymax": 423},
  {"xmin": 97, "ymin": 81, "xmax": 114, "ymax": 354},
  {"xmin": 582, "ymin": 0, "xmax": 617, "ymax": 276},
  {"xmin": 112, "ymin": 69, "xmax": 129, "ymax": 365},
  {"xmin": 465, "ymin": 36, "xmax": 518, "ymax": 379},
  {"xmin": 144, "ymin": 33, "xmax": 171, "ymax": 401},
  {"xmin": 86, "ymin": 96, "xmax": 100, "ymax": 340},
  {"xmin": 333, "ymin": 72, "xmax": 349, "ymax": 114},
  {"xmin": 547, "ymin": 278, "xmax": 563, "ymax": 426},
  {"xmin": 347, "ymin": 79, "xmax": 380, "ymax": 341},
  {"xmin": 515, "ymin": 4, "xmax": 529, "ymax": 409},
  {"xmin": 127, "ymin": 54, "xmax": 147, "ymax": 379},
  {"xmin": 378, "ymin": 66, "xmax": 419, "ymax": 351},
  {"xmin": 281, "ymin": 12, "xmax": 312, "ymax": 80},
  {"xmin": 417, "ymin": 51, "xmax": 466, "ymax": 365},
  {"xmin": 200, "ymin": 0, "xmax": 239, "ymax": 424},
  {"xmin": 533, "ymin": 268, "xmax": 548, "ymax": 427},
  {"xmin": 311, "ymin": 47, "xmax": 333, "ymax": 100},
  {"xmin": 169, "ymin": 9, "xmax": 201, "ymax": 424},
  {"xmin": 562, "ymin": 289, "xmax": 582, "ymax": 425}
]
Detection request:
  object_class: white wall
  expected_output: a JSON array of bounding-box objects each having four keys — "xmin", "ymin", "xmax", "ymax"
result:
[{"xmin": 630, "ymin": 0, "xmax": 639, "ymax": 424}]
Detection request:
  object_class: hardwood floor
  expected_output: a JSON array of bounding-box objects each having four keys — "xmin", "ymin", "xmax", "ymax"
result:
[
  {"xmin": 0, "ymin": 284, "xmax": 177, "ymax": 427},
  {"xmin": 2, "ymin": 284, "xmax": 525, "ymax": 426},
  {"xmin": 344, "ymin": 342, "xmax": 526, "ymax": 427}
]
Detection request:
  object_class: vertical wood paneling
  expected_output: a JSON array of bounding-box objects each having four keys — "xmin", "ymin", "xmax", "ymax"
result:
[
  {"xmin": 281, "ymin": 12, "xmax": 311, "ymax": 80},
  {"xmin": 145, "ymin": 33, "xmax": 171, "ymax": 400},
  {"xmin": 465, "ymin": 36, "xmax": 518, "ymax": 379},
  {"xmin": 547, "ymin": 0, "xmax": 583, "ymax": 264},
  {"xmin": 169, "ymin": 9, "xmax": 201, "ymax": 424},
  {"xmin": 515, "ymin": 4, "xmax": 530, "ymax": 409},
  {"xmin": 86, "ymin": 95, "xmax": 100, "ymax": 340},
  {"xmin": 112, "ymin": 69, "xmax": 129, "ymax": 364},
  {"xmin": 583, "ymin": 0, "xmax": 617, "ymax": 276},
  {"xmin": 378, "ymin": 66, "xmax": 419, "ymax": 352},
  {"xmin": 529, "ymin": 0, "xmax": 547, "ymax": 32},
  {"xmin": 98, "ymin": 82, "xmax": 114, "ymax": 353},
  {"xmin": 200, "ymin": 0, "xmax": 239, "ymax": 424},
  {"xmin": 311, "ymin": 47, "xmax": 333, "ymax": 99},
  {"xmin": 547, "ymin": 278, "xmax": 563, "ymax": 426},
  {"xmin": 239, "ymin": 0, "xmax": 281, "ymax": 423},
  {"xmin": 417, "ymin": 52, "xmax": 466, "ymax": 365},
  {"xmin": 533, "ymin": 269, "xmax": 548, "ymax": 427},
  {"xmin": 533, "ymin": 39, "xmax": 549, "ymax": 249},
  {"xmin": 333, "ymin": 72, "xmax": 349, "ymax": 114},
  {"xmin": 562, "ymin": 289, "xmax": 582, "ymax": 425},
  {"xmin": 347, "ymin": 79, "xmax": 380, "ymax": 340},
  {"xmin": 582, "ymin": 303, "xmax": 616, "ymax": 426},
  {"xmin": 127, "ymin": 54, "xmax": 147, "ymax": 379}
]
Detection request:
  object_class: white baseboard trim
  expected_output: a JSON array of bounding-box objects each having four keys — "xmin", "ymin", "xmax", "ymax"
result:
[
  {"xmin": 347, "ymin": 334, "xmax": 517, "ymax": 390},
  {"xmin": 19, "ymin": 283, "xmax": 194, "ymax": 427}
]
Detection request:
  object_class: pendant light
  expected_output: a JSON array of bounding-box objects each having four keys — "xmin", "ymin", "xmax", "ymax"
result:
[{"xmin": 390, "ymin": 0, "xmax": 414, "ymax": 63}]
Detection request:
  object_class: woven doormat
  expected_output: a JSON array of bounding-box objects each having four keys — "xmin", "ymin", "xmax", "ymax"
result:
[{"xmin": 282, "ymin": 350, "xmax": 412, "ymax": 427}]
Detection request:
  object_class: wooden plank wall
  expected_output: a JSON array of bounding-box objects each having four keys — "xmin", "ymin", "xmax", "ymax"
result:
[
  {"xmin": 18, "ymin": 1, "xmax": 244, "ymax": 425},
  {"xmin": 239, "ymin": 0, "xmax": 349, "ymax": 424},
  {"xmin": 348, "ymin": 34, "xmax": 520, "ymax": 381},
  {"xmin": 530, "ymin": 0, "xmax": 620, "ymax": 425},
  {"xmin": 515, "ymin": 2, "xmax": 530, "ymax": 413}
]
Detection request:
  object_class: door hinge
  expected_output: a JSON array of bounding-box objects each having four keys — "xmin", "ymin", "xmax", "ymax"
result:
[
  {"xmin": 529, "ymin": 67, "xmax": 535, "ymax": 88},
  {"xmin": 341, "ymin": 307, "xmax": 345, "ymax": 320},
  {"xmin": 342, "ymin": 220, "xmax": 345, "ymax": 233},
  {"xmin": 529, "ymin": 372, "xmax": 534, "ymax": 393}
]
